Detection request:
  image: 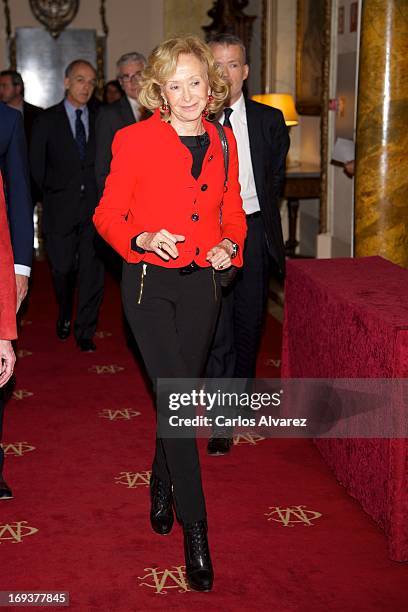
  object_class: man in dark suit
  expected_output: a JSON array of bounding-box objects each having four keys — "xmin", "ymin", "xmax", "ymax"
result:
[
  {"xmin": 206, "ymin": 34, "xmax": 290, "ymax": 455},
  {"xmin": 95, "ymin": 51, "xmax": 147, "ymax": 198},
  {"xmin": 0, "ymin": 70, "xmax": 43, "ymax": 204},
  {"xmin": 30, "ymin": 60, "xmax": 104, "ymax": 352},
  {"xmin": 0, "ymin": 70, "xmax": 43, "ymax": 145},
  {"xmin": 0, "ymin": 102, "xmax": 34, "ymax": 498}
]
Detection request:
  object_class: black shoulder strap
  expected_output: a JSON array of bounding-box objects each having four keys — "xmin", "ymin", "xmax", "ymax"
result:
[{"xmin": 213, "ymin": 121, "xmax": 229, "ymax": 188}]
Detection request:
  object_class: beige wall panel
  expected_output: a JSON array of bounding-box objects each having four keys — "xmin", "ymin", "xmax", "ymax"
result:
[{"xmin": 164, "ymin": 0, "xmax": 212, "ymax": 39}]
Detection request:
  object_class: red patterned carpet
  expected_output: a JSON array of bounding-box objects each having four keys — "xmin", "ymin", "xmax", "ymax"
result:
[{"xmin": 1, "ymin": 262, "xmax": 407, "ymax": 611}]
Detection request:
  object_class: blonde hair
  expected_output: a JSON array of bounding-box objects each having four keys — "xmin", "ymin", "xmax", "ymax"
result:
[{"xmin": 139, "ymin": 36, "xmax": 229, "ymax": 115}]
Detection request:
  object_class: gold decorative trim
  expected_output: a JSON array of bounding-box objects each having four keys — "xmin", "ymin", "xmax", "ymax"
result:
[
  {"xmin": 29, "ymin": 0, "xmax": 79, "ymax": 39},
  {"xmin": 2, "ymin": 0, "xmax": 16, "ymax": 68},
  {"xmin": 319, "ymin": 0, "xmax": 332, "ymax": 234},
  {"xmin": 29, "ymin": 0, "xmax": 79, "ymax": 38},
  {"xmin": 96, "ymin": 0, "xmax": 108, "ymax": 95},
  {"xmin": 99, "ymin": 0, "xmax": 109, "ymax": 36}
]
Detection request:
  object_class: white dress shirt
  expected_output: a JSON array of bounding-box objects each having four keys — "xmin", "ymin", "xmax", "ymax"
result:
[
  {"xmin": 127, "ymin": 96, "xmax": 142, "ymax": 121},
  {"xmin": 63, "ymin": 98, "xmax": 89, "ymax": 140},
  {"xmin": 221, "ymin": 93, "xmax": 260, "ymax": 215}
]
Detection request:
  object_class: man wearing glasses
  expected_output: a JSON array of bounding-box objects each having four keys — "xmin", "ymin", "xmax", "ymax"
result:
[
  {"xmin": 30, "ymin": 60, "xmax": 104, "ymax": 352},
  {"xmin": 95, "ymin": 52, "xmax": 147, "ymax": 199}
]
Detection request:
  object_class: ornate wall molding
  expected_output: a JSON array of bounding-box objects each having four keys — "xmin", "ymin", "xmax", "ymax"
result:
[
  {"xmin": 202, "ymin": 0, "xmax": 256, "ymax": 63},
  {"xmin": 2, "ymin": 0, "xmax": 16, "ymax": 68},
  {"xmin": 96, "ymin": 0, "xmax": 108, "ymax": 93},
  {"xmin": 3, "ymin": 1, "xmax": 108, "ymax": 89},
  {"xmin": 29, "ymin": 0, "xmax": 79, "ymax": 39},
  {"xmin": 319, "ymin": 0, "xmax": 332, "ymax": 234}
]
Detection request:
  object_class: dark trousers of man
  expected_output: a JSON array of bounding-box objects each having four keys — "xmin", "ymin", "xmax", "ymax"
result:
[
  {"xmin": 45, "ymin": 219, "xmax": 104, "ymax": 341},
  {"xmin": 206, "ymin": 215, "xmax": 269, "ymax": 434},
  {"xmin": 206, "ymin": 214, "xmax": 269, "ymax": 380},
  {"xmin": 122, "ymin": 262, "xmax": 221, "ymax": 524}
]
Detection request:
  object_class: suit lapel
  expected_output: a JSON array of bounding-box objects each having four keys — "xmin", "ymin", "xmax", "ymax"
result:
[
  {"xmin": 85, "ymin": 108, "xmax": 96, "ymax": 161},
  {"xmin": 57, "ymin": 101, "xmax": 81, "ymax": 160},
  {"xmin": 120, "ymin": 96, "xmax": 136, "ymax": 126},
  {"xmin": 244, "ymin": 98, "xmax": 264, "ymax": 198}
]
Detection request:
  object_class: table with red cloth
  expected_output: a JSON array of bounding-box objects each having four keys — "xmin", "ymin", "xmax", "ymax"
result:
[{"xmin": 281, "ymin": 256, "xmax": 408, "ymax": 562}]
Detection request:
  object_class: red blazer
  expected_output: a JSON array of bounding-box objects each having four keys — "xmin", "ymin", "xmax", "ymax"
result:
[
  {"xmin": 0, "ymin": 174, "xmax": 17, "ymax": 340},
  {"xmin": 93, "ymin": 109, "xmax": 247, "ymax": 268}
]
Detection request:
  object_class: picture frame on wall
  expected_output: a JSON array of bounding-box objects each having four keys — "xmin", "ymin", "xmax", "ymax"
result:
[{"xmin": 296, "ymin": 0, "xmax": 325, "ymax": 115}]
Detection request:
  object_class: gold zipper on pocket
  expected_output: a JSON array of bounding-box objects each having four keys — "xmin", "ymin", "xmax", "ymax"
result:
[
  {"xmin": 137, "ymin": 263, "xmax": 147, "ymax": 304},
  {"xmin": 212, "ymin": 269, "xmax": 217, "ymax": 301}
]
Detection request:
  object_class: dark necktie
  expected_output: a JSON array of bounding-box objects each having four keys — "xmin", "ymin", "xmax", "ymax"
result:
[
  {"xmin": 223, "ymin": 107, "xmax": 233, "ymax": 130},
  {"xmin": 75, "ymin": 108, "xmax": 87, "ymax": 161}
]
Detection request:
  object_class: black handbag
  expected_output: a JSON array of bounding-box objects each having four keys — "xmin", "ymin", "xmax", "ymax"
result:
[{"xmin": 213, "ymin": 122, "xmax": 238, "ymax": 289}]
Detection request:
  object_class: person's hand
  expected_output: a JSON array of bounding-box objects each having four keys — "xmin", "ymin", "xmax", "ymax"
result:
[
  {"xmin": 15, "ymin": 274, "xmax": 29, "ymax": 312},
  {"xmin": 137, "ymin": 229, "xmax": 185, "ymax": 261},
  {"xmin": 0, "ymin": 340, "xmax": 16, "ymax": 388},
  {"xmin": 344, "ymin": 160, "xmax": 355, "ymax": 178},
  {"xmin": 206, "ymin": 239, "xmax": 233, "ymax": 270}
]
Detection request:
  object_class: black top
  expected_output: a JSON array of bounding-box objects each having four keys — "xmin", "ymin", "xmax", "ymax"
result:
[
  {"xmin": 179, "ymin": 132, "xmax": 210, "ymax": 180},
  {"xmin": 131, "ymin": 132, "xmax": 210, "ymax": 256}
]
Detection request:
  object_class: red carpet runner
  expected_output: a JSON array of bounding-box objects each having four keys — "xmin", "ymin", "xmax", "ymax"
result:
[{"xmin": 1, "ymin": 263, "xmax": 407, "ymax": 611}]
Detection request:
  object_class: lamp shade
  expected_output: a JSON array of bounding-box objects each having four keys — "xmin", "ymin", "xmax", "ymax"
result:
[{"xmin": 252, "ymin": 93, "xmax": 299, "ymax": 126}]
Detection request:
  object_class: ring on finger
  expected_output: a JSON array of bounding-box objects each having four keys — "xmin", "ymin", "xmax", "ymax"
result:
[{"xmin": 158, "ymin": 241, "xmax": 163, "ymax": 250}]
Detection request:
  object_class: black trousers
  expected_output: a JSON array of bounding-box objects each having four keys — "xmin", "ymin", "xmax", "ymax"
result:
[
  {"xmin": 206, "ymin": 215, "xmax": 269, "ymax": 380},
  {"xmin": 45, "ymin": 219, "xmax": 104, "ymax": 341},
  {"xmin": 0, "ymin": 396, "xmax": 4, "ymax": 474},
  {"xmin": 122, "ymin": 262, "xmax": 221, "ymax": 524}
]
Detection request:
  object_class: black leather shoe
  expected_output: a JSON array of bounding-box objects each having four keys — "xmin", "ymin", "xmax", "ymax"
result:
[
  {"xmin": 183, "ymin": 519, "xmax": 213, "ymax": 592},
  {"xmin": 56, "ymin": 319, "xmax": 71, "ymax": 340},
  {"xmin": 78, "ymin": 339, "xmax": 96, "ymax": 352},
  {"xmin": 207, "ymin": 436, "xmax": 233, "ymax": 456},
  {"xmin": 0, "ymin": 478, "xmax": 13, "ymax": 499},
  {"xmin": 150, "ymin": 476, "xmax": 174, "ymax": 535}
]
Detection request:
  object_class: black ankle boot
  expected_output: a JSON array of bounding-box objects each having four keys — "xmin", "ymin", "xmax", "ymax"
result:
[
  {"xmin": 150, "ymin": 477, "xmax": 174, "ymax": 535},
  {"xmin": 183, "ymin": 519, "xmax": 214, "ymax": 592}
]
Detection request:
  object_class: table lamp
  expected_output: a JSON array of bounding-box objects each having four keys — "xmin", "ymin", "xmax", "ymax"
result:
[{"xmin": 252, "ymin": 93, "xmax": 299, "ymax": 166}]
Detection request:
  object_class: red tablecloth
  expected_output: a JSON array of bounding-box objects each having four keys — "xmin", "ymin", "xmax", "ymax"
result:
[{"xmin": 281, "ymin": 256, "xmax": 408, "ymax": 561}]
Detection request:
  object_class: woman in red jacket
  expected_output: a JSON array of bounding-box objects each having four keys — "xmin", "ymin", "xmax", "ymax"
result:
[{"xmin": 94, "ymin": 36, "xmax": 246, "ymax": 592}]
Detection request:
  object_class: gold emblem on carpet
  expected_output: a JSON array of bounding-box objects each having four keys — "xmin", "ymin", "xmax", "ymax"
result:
[
  {"xmin": 0, "ymin": 442, "xmax": 36, "ymax": 456},
  {"xmin": 115, "ymin": 471, "xmax": 151, "ymax": 488},
  {"xmin": 264, "ymin": 358, "xmax": 281, "ymax": 368},
  {"xmin": 95, "ymin": 331, "xmax": 112, "ymax": 338},
  {"xmin": 16, "ymin": 349, "xmax": 33, "ymax": 358},
  {"xmin": 265, "ymin": 505, "xmax": 322, "ymax": 526},
  {"xmin": 88, "ymin": 365, "xmax": 124, "ymax": 374},
  {"xmin": 233, "ymin": 433, "xmax": 265, "ymax": 445},
  {"xmin": 19, "ymin": 319, "xmax": 32, "ymax": 327},
  {"xmin": 138, "ymin": 565, "xmax": 190, "ymax": 594},
  {"xmin": 12, "ymin": 390, "xmax": 34, "ymax": 400},
  {"xmin": 99, "ymin": 409, "xmax": 141, "ymax": 420},
  {"xmin": 0, "ymin": 522, "xmax": 39, "ymax": 543}
]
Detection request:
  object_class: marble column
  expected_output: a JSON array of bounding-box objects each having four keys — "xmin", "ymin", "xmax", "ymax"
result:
[{"xmin": 354, "ymin": 0, "xmax": 408, "ymax": 266}]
